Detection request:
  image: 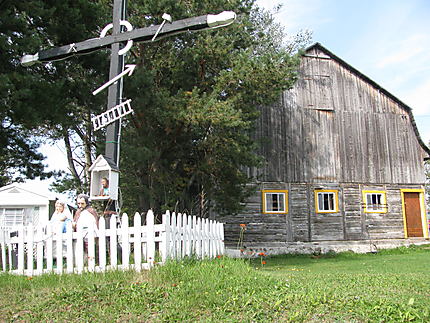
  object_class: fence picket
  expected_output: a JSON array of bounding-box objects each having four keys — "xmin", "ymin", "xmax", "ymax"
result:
[
  {"xmin": 161, "ymin": 211, "xmax": 170, "ymax": 262},
  {"xmin": 27, "ymin": 225, "xmax": 34, "ymax": 276},
  {"xmin": 55, "ymin": 226, "xmax": 63, "ymax": 274},
  {"xmin": 76, "ymin": 227, "xmax": 84, "ymax": 274},
  {"xmin": 191, "ymin": 216, "xmax": 196, "ymax": 256},
  {"xmin": 121, "ymin": 214, "xmax": 129, "ymax": 270},
  {"xmin": 1, "ymin": 241, "xmax": 6, "ymax": 271},
  {"xmin": 182, "ymin": 214, "xmax": 188, "ymax": 257},
  {"xmin": 0, "ymin": 209, "xmax": 224, "ymax": 276},
  {"xmin": 66, "ymin": 221, "xmax": 74, "ymax": 273},
  {"xmin": 87, "ymin": 223, "xmax": 96, "ymax": 272},
  {"xmin": 46, "ymin": 225, "xmax": 53, "ymax": 271},
  {"xmin": 98, "ymin": 217, "xmax": 106, "ymax": 271},
  {"xmin": 109, "ymin": 215, "xmax": 118, "ymax": 268},
  {"xmin": 171, "ymin": 212, "xmax": 178, "ymax": 259},
  {"xmin": 134, "ymin": 212, "xmax": 142, "ymax": 271},
  {"xmin": 36, "ymin": 226, "xmax": 44, "ymax": 274},
  {"xmin": 17, "ymin": 226, "xmax": 24, "ymax": 273},
  {"xmin": 146, "ymin": 210, "xmax": 155, "ymax": 268}
]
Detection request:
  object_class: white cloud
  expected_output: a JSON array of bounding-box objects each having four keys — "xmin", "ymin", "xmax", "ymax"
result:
[
  {"xmin": 375, "ymin": 34, "xmax": 428, "ymax": 69},
  {"xmin": 376, "ymin": 47, "xmax": 423, "ymax": 69},
  {"xmin": 256, "ymin": 0, "xmax": 326, "ymax": 33}
]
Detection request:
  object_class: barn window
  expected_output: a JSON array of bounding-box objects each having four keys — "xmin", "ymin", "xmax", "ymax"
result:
[
  {"xmin": 262, "ymin": 190, "xmax": 288, "ymax": 214},
  {"xmin": 362, "ymin": 191, "xmax": 387, "ymax": 213},
  {"xmin": 315, "ymin": 190, "xmax": 338, "ymax": 213}
]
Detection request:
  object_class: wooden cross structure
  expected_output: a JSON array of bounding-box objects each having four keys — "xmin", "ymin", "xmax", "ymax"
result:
[{"xmin": 21, "ymin": 0, "xmax": 236, "ymax": 167}]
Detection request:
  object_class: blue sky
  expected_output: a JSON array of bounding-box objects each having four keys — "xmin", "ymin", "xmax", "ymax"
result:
[{"xmin": 257, "ymin": 0, "xmax": 430, "ymax": 144}]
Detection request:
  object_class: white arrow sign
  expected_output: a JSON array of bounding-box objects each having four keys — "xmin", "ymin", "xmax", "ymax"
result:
[{"xmin": 92, "ymin": 64, "xmax": 136, "ymax": 96}]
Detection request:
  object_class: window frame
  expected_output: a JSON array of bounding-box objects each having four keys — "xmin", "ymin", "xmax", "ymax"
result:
[
  {"xmin": 0, "ymin": 208, "xmax": 25, "ymax": 227},
  {"xmin": 262, "ymin": 190, "xmax": 288, "ymax": 214},
  {"xmin": 314, "ymin": 190, "xmax": 339, "ymax": 213},
  {"xmin": 362, "ymin": 190, "xmax": 387, "ymax": 213}
]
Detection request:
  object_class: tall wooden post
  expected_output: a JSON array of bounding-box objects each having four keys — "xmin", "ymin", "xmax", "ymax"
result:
[{"xmin": 105, "ymin": 0, "xmax": 126, "ymax": 166}]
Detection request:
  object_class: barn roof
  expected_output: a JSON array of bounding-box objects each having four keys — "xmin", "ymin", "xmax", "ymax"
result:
[{"xmin": 305, "ymin": 43, "xmax": 430, "ymax": 158}]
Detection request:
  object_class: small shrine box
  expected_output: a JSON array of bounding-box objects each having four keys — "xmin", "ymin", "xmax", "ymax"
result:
[{"xmin": 89, "ymin": 155, "xmax": 119, "ymax": 200}]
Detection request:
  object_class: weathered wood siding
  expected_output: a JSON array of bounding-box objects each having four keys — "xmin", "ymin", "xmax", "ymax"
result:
[
  {"xmin": 251, "ymin": 47, "xmax": 428, "ymax": 184},
  {"xmin": 219, "ymin": 182, "xmax": 420, "ymax": 245}
]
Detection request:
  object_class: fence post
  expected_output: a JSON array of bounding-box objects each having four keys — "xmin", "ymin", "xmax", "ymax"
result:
[
  {"xmin": 110, "ymin": 215, "xmax": 118, "ymax": 268},
  {"xmin": 27, "ymin": 224, "xmax": 34, "ymax": 276},
  {"xmin": 219, "ymin": 222, "xmax": 225, "ymax": 256},
  {"xmin": 178, "ymin": 213, "xmax": 184, "ymax": 259},
  {"xmin": 196, "ymin": 217, "xmax": 202, "ymax": 258},
  {"xmin": 121, "ymin": 213, "xmax": 129, "ymax": 270},
  {"xmin": 1, "ymin": 228, "xmax": 6, "ymax": 271},
  {"xmin": 186, "ymin": 215, "xmax": 192, "ymax": 256},
  {"xmin": 46, "ymin": 224, "xmax": 53, "ymax": 271},
  {"xmin": 191, "ymin": 215, "xmax": 196, "ymax": 256},
  {"xmin": 36, "ymin": 226, "xmax": 44, "ymax": 274},
  {"xmin": 182, "ymin": 213, "xmax": 188, "ymax": 258},
  {"xmin": 65, "ymin": 221, "xmax": 74, "ymax": 274},
  {"xmin": 161, "ymin": 210, "xmax": 170, "ymax": 263},
  {"xmin": 171, "ymin": 212, "xmax": 177, "ymax": 259},
  {"xmin": 87, "ymin": 222, "xmax": 96, "ymax": 272},
  {"xmin": 146, "ymin": 210, "xmax": 155, "ymax": 268},
  {"xmin": 134, "ymin": 212, "xmax": 142, "ymax": 271},
  {"xmin": 75, "ymin": 226, "xmax": 84, "ymax": 274},
  {"xmin": 205, "ymin": 219, "xmax": 211, "ymax": 258},
  {"xmin": 17, "ymin": 226, "xmax": 24, "ymax": 274},
  {"xmin": 55, "ymin": 226, "xmax": 63, "ymax": 274},
  {"xmin": 98, "ymin": 217, "xmax": 106, "ymax": 272}
]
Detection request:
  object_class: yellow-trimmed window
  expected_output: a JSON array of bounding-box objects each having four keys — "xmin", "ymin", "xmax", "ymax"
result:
[
  {"xmin": 315, "ymin": 190, "xmax": 339, "ymax": 213},
  {"xmin": 262, "ymin": 190, "xmax": 288, "ymax": 214},
  {"xmin": 363, "ymin": 190, "xmax": 387, "ymax": 213}
]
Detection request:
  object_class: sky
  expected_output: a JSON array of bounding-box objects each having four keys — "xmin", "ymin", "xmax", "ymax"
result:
[{"xmin": 22, "ymin": 0, "xmax": 430, "ymax": 195}]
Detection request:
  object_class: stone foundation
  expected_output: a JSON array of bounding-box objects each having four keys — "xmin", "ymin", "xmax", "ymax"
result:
[{"xmin": 226, "ymin": 238, "xmax": 430, "ymax": 257}]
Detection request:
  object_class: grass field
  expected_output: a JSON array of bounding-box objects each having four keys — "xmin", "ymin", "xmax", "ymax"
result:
[{"xmin": 1, "ymin": 245, "xmax": 429, "ymax": 322}]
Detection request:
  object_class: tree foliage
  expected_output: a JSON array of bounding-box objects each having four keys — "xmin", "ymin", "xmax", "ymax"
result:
[
  {"xmin": 2, "ymin": 0, "xmax": 310, "ymax": 214},
  {"xmin": 0, "ymin": 0, "xmax": 110, "ymax": 188},
  {"xmin": 118, "ymin": 0, "xmax": 306, "ymax": 214}
]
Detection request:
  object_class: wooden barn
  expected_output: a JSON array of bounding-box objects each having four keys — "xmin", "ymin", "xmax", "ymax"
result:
[{"xmin": 218, "ymin": 43, "xmax": 430, "ymax": 253}]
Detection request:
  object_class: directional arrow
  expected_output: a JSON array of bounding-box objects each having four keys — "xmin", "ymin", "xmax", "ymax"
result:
[{"xmin": 92, "ymin": 64, "xmax": 136, "ymax": 95}]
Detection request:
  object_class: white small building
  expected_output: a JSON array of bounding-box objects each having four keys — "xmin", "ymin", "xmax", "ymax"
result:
[
  {"xmin": 89, "ymin": 155, "xmax": 119, "ymax": 201},
  {"xmin": 0, "ymin": 184, "xmax": 53, "ymax": 231}
]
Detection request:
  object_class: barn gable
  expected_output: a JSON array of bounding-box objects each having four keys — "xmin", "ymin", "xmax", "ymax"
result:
[{"xmin": 251, "ymin": 43, "xmax": 429, "ymax": 186}]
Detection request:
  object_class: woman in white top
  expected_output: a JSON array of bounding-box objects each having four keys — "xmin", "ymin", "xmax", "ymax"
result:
[
  {"xmin": 50, "ymin": 200, "xmax": 72, "ymax": 233},
  {"xmin": 50, "ymin": 200, "xmax": 72, "ymax": 258}
]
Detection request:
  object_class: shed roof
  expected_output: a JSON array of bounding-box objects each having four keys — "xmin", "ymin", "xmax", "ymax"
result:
[
  {"xmin": 305, "ymin": 43, "xmax": 430, "ymax": 158},
  {"xmin": 88, "ymin": 154, "xmax": 119, "ymax": 172},
  {"xmin": 0, "ymin": 184, "xmax": 53, "ymax": 206}
]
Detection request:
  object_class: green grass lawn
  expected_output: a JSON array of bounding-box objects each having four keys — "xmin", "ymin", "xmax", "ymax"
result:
[{"xmin": 1, "ymin": 245, "xmax": 429, "ymax": 322}]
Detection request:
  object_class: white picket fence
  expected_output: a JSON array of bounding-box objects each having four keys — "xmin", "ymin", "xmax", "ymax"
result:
[{"xmin": 0, "ymin": 210, "xmax": 224, "ymax": 276}]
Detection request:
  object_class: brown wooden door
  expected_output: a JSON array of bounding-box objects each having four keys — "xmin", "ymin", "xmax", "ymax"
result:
[{"xmin": 404, "ymin": 192, "xmax": 423, "ymax": 237}]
